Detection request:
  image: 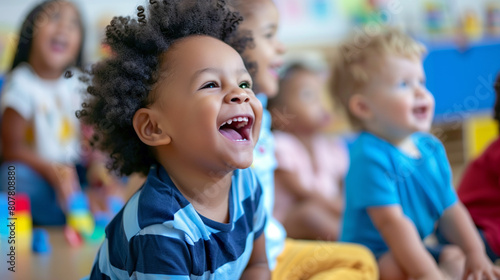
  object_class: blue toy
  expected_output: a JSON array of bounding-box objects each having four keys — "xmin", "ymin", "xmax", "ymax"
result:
[{"xmin": 32, "ymin": 228, "xmax": 51, "ymax": 253}]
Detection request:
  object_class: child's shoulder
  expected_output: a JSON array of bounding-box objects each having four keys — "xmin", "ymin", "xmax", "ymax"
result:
[
  {"xmin": 475, "ymin": 136, "xmax": 500, "ymax": 164},
  {"xmin": 412, "ymin": 132, "xmax": 445, "ymax": 155},
  {"xmin": 5, "ymin": 63, "xmax": 36, "ymax": 88},
  {"xmin": 1, "ymin": 64, "xmax": 40, "ymax": 115},
  {"xmin": 273, "ymin": 130, "xmax": 302, "ymax": 150},
  {"xmin": 135, "ymin": 166, "xmax": 190, "ymax": 228},
  {"xmin": 4, "ymin": 63, "xmax": 82, "ymax": 94},
  {"xmin": 350, "ymin": 132, "xmax": 393, "ymax": 162},
  {"xmin": 412, "ymin": 131, "xmax": 439, "ymax": 142}
]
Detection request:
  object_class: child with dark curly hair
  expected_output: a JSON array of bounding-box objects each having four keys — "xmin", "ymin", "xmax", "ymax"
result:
[{"xmin": 80, "ymin": 0, "xmax": 269, "ymax": 279}]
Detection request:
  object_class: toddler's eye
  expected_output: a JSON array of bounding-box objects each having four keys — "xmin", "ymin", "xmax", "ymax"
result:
[
  {"xmin": 200, "ymin": 82, "xmax": 218, "ymax": 89},
  {"xmin": 70, "ymin": 19, "xmax": 81, "ymax": 30},
  {"xmin": 419, "ymin": 79, "xmax": 426, "ymax": 86},
  {"xmin": 299, "ymin": 90, "xmax": 315, "ymax": 101},
  {"xmin": 239, "ymin": 81, "xmax": 251, "ymax": 89},
  {"xmin": 397, "ymin": 81, "xmax": 409, "ymax": 89}
]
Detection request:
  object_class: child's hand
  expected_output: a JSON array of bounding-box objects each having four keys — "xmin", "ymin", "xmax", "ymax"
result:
[
  {"xmin": 86, "ymin": 161, "xmax": 125, "ymax": 214},
  {"xmin": 463, "ymin": 251, "xmax": 500, "ymax": 280},
  {"xmin": 87, "ymin": 161, "xmax": 125, "ymax": 194},
  {"xmin": 52, "ymin": 164, "xmax": 80, "ymax": 211}
]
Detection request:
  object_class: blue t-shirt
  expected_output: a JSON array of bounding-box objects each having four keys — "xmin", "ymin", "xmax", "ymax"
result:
[
  {"xmin": 252, "ymin": 94, "xmax": 286, "ymax": 270},
  {"xmin": 89, "ymin": 165, "xmax": 266, "ymax": 279},
  {"xmin": 340, "ymin": 132, "xmax": 458, "ymax": 258}
]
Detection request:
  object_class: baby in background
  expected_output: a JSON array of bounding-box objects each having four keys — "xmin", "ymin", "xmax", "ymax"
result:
[
  {"xmin": 268, "ymin": 53, "xmax": 347, "ymax": 241},
  {"xmin": 331, "ymin": 27, "xmax": 500, "ymax": 280}
]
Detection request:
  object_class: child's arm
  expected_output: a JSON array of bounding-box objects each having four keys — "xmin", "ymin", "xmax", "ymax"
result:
[
  {"xmin": 368, "ymin": 205, "xmax": 443, "ymax": 280},
  {"xmin": 1, "ymin": 108, "xmax": 77, "ymax": 202},
  {"xmin": 241, "ymin": 233, "xmax": 271, "ymax": 280},
  {"xmin": 275, "ymin": 169, "xmax": 342, "ymax": 215},
  {"xmin": 438, "ymin": 202, "xmax": 500, "ymax": 279}
]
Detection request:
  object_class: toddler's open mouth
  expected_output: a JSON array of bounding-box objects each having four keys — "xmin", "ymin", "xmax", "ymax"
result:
[
  {"xmin": 269, "ymin": 61, "xmax": 283, "ymax": 79},
  {"xmin": 413, "ymin": 105, "xmax": 429, "ymax": 119},
  {"xmin": 219, "ymin": 116, "xmax": 253, "ymax": 142},
  {"xmin": 50, "ymin": 36, "xmax": 69, "ymax": 53}
]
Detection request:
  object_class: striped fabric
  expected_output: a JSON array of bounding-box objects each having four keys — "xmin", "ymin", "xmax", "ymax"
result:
[{"xmin": 88, "ymin": 165, "xmax": 266, "ymax": 279}]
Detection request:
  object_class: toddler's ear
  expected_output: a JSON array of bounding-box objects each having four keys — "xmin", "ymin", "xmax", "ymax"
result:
[
  {"xmin": 133, "ymin": 108, "xmax": 171, "ymax": 146},
  {"xmin": 349, "ymin": 93, "xmax": 373, "ymax": 121}
]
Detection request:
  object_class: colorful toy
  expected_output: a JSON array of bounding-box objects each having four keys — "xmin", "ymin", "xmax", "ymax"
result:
[
  {"xmin": 425, "ymin": 1, "xmax": 447, "ymax": 35},
  {"xmin": 66, "ymin": 191, "xmax": 95, "ymax": 239},
  {"xmin": 64, "ymin": 188, "xmax": 125, "ymax": 245},
  {"xmin": 15, "ymin": 193, "xmax": 32, "ymax": 251},
  {"xmin": 64, "ymin": 226, "xmax": 83, "ymax": 247},
  {"xmin": 486, "ymin": 2, "xmax": 500, "ymax": 36},
  {"xmin": 462, "ymin": 8, "xmax": 482, "ymax": 40},
  {"xmin": 32, "ymin": 228, "xmax": 51, "ymax": 253},
  {"xmin": 0, "ymin": 193, "xmax": 9, "ymax": 238},
  {"xmin": 86, "ymin": 195, "xmax": 125, "ymax": 244}
]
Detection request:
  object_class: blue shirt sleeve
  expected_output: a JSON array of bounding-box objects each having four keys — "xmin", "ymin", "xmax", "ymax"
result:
[
  {"xmin": 347, "ymin": 139, "xmax": 401, "ymax": 209},
  {"xmin": 420, "ymin": 134, "xmax": 458, "ymax": 212},
  {"xmin": 348, "ymin": 159, "xmax": 400, "ymax": 209}
]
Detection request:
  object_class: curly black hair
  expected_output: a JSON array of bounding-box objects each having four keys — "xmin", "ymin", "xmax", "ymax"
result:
[
  {"xmin": 77, "ymin": 0, "xmax": 253, "ymax": 176},
  {"xmin": 11, "ymin": 0, "xmax": 85, "ymax": 71}
]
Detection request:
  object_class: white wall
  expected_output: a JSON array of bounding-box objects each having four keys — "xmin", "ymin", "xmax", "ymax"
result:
[{"xmin": 1, "ymin": 0, "xmax": 499, "ymax": 67}]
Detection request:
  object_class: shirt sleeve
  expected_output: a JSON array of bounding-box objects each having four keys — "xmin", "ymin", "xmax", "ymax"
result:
[
  {"xmin": 0, "ymin": 67, "xmax": 34, "ymax": 120},
  {"xmin": 347, "ymin": 147, "xmax": 400, "ymax": 209},
  {"xmin": 129, "ymin": 226, "xmax": 191, "ymax": 279}
]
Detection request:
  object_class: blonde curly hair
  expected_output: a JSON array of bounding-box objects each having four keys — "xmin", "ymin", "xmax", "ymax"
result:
[{"xmin": 330, "ymin": 27, "xmax": 426, "ymax": 128}]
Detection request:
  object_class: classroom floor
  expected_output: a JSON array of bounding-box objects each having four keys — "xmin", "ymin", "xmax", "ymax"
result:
[{"xmin": 0, "ymin": 227, "xmax": 99, "ymax": 280}]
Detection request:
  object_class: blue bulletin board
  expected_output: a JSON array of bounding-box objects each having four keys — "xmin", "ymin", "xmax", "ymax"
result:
[{"xmin": 424, "ymin": 39, "xmax": 500, "ymax": 121}]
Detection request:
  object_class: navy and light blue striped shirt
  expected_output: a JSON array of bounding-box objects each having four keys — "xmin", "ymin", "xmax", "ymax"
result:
[{"xmin": 88, "ymin": 165, "xmax": 266, "ymax": 279}]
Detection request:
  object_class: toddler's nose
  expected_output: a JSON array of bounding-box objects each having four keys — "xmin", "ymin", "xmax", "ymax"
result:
[{"xmin": 225, "ymin": 90, "xmax": 250, "ymax": 104}]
